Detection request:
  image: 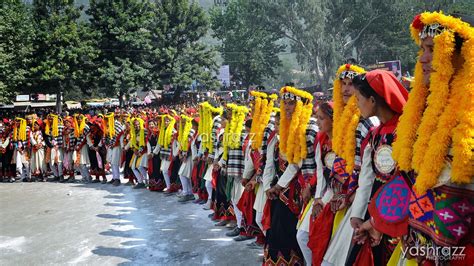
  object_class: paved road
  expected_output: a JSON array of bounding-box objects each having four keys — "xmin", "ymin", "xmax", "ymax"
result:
[{"xmin": 0, "ymin": 178, "xmax": 262, "ymax": 265}]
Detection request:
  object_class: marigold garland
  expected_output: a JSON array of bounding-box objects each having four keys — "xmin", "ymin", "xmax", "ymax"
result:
[
  {"xmin": 393, "ymin": 11, "xmax": 474, "ymax": 192},
  {"xmin": 13, "ymin": 118, "xmax": 27, "ymax": 141},
  {"xmin": 411, "ymin": 30, "xmax": 455, "ymax": 172},
  {"xmin": 45, "ymin": 114, "xmax": 59, "ymax": 137},
  {"xmin": 279, "ymin": 86, "xmax": 313, "ymax": 164},
  {"xmin": 130, "ymin": 118, "xmax": 145, "ymax": 149},
  {"xmin": 198, "ymin": 102, "xmax": 223, "ymax": 154},
  {"xmin": 451, "ymin": 41, "xmax": 474, "ymax": 185},
  {"xmin": 178, "ymin": 115, "xmax": 193, "ymax": 152},
  {"xmin": 223, "ymin": 103, "xmax": 249, "ymax": 160},
  {"xmin": 249, "ymin": 91, "xmax": 277, "ymax": 150},
  {"xmin": 392, "ymin": 56, "xmax": 428, "ymax": 171},
  {"xmin": 73, "ymin": 114, "xmax": 86, "ymax": 138},
  {"xmin": 105, "ymin": 113, "xmax": 115, "ymax": 139},
  {"xmin": 332, "ymin": 64, "xmax": 365, "ymax": 173}
]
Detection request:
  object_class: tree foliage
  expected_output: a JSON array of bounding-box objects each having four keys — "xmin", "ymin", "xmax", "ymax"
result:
[
  {"xmin": 0, "ymin": 1, "xmax": 35, "ymax": 103},
  {"xmin": 210, "ymin": 0, "xmax": 285, "ymax": 86}
]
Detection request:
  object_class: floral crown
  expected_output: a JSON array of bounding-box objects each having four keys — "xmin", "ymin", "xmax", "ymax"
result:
[
  {"xmin": 410, "ymin": 11, "xmax": 473, "ymax": 44},
  {"xmin": 280, "ymin": 86, "xmax": 313, "ymax": 104}
]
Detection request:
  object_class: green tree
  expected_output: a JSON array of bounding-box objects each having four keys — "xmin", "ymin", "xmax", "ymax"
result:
[
  {"xmin": 150, "ymin": 0, "xmax": 219, "ymax": 89},
  {"xmin": 0, "ymin": 1, "xmax": 35, "ymax": 103},
  {"xmin": 30, "ymin": 0, "xmax": 99, "ymax": 112},
  {"xmin": 210, "ymin": 0, "xmax": 284, "ymax": 86},
  {"xmin": 87, "ymin": 0, "xmax": 155, "ymax": 106}
]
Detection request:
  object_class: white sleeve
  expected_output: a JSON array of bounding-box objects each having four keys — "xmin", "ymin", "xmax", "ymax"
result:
[
  {"xmin": 1, "ymin": 137, "xmax": 9, "ymax": 148},
  {"xmin": 314, "ymin": 143, "xmax": 326, "ymax": 199},
  {"xmin": 87, "ymin": 134, "xmax": 93, "ymax": 147},
  {"xmin": 30, "ymin": 133, "xmax": 37, "ymax": 146},
  {"xmin": 263, "ymin": 136, "xmax": 277, "ymax": 191},
  {"xmin": 120, "ymin": 134, "xmax": 125, "ymax": 148},
  {"xmin": 242, "ymin": 143, "xmax": 254, "ymax": 180},
  {"xmin": 277, "ymin": 163, "xmax": 299, "ymax": 188},
  {"xmin": 147, "ymin": 141, "xmax": 152, "ymax": 155},
  {"xmin": 350, "ymin": 144, "xmax": 376, "ymax": 219},
  {"xmin": 172, "ymin": 139, "xmax": 179, "ymax": 157}
]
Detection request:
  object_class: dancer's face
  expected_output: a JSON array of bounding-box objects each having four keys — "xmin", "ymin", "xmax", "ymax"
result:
[
  {"xmin": 316, "ymin": 109, "xmax": 332, "ymax": 135},
  {"xmin": 341, "ymin": 78, "xmax": 355, "ymax": 104},
  {"xmin": 420, "ymin": 37, "xmax": 434, "ymax": 87},
  {"xmin": 354, "ymin": 89, "xmax": 376, "ymax": 119},
  {"xmin": 283, "ymin": 99, "xmax": 296, "ymax": 118}
]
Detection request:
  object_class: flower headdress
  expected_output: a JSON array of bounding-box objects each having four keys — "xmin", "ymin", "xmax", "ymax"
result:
[
  {"xmin": 249, "ymin": 91, "xmax": 278, "ymax": 150},
  {"xmin": 130, "ymin": 117, "xmax": 146, "ymax": 149},
  {"xmin": 105, "ymin": 113, "xmax": 115, "ymax": 139},
  {"xmin": 45, "ymin": 114, "xmax": 59, "ymax": 137},
  {"xmin": 158, "ymin": 115, "xmax": 176, "ymax": 150},
  {"xmin": 73, "ymin": 114, "xmax": 86, "ymax": 138},
  {"xmin": 13, "ymin": 117, "xmax": 27, "ymax": 141},
  {"xmin": 178, "ymin": 114, "xmax": 193, "ymax": 152},
  {"xmin": 392, "ymin": 11, "xmax": 474, "ymax": 193},
  {"xmin": 279, "ymin": 86, "xmax": 314, "ymax": 164},
  {"xmin": 332, "ymin": 64, "xmax": 366, "ymax": 173},
  {"xmin": 223, "ymin": 103, "xmax": 249, "ymax": 160},
  {"xmin": 199, "ymin": 101, "xmax": 223, "ymax": 153}
]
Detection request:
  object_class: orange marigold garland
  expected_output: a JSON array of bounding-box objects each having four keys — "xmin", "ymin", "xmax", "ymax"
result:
[{"xmin": 332, "ymin": 64, "xmax": 365, "ymax": 173}]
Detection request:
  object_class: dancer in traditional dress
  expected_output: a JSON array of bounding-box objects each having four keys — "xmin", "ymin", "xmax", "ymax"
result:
[
  {"xmin": 104, "ymin": 113, "xmax": 125, "ymax": 186},
  {"xmin": 263, "ymin": 86, "xmax": 317, "ymax": 265},
  {"xmin": 357, "ymin": 13, "xmax": 474, "ymax": 266},
  {"xmin": 177, "ymin": 114, "xmax": 197, "ymax": 202},
  {"xmin": 13, "ymin": 117, "xmax": 32, "ymax": 182},
  {"xmin": 127, "ymin": 117, "xmax": 149, "ymax": 189},
  {"xmin": 346, "ymin": 70, "xmax": 408, "ymax": 265},
  {"xmin": 0, "ymin": 119, "xmax": 15, "ymax": 182},
  {"xmin": 153, "ymin": 114, "xmax": 178, "ymax": 193},
  {"xmin": 148, "ymin": 117, "xmax": 165, "ymax": 191},
  {"xmin": 44, "ymin": 114, "xmax": 65, "ymax": 182},
  {"xmin": 30, "ymin": 118, "xmax": 46, "ymax": 182},
  {"xmin": 316, "ymin": 64, "xmax": 379, "ymax": 266},
  {"xmin": 73, "ymin": 114, "xmax": 91, "ymax": 183},
  {"xmin": 62, "ymin": 116, "xmax": 77, "ymax": 183},
  {"xmin": 88, "ymin": 117, "xmax": 107, "ymax": 184}
]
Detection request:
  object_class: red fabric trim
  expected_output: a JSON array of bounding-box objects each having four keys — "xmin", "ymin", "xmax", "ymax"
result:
[
  {"xmin": 308, "ymin": 204, "xmax": 335, "ymax": 265},
  {"xmin": 262, "ymin": 199, "xmax": 272, "ymax": 231}
]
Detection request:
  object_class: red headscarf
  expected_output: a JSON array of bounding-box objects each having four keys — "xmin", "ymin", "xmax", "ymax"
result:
[{"xmin": 364, "ymin": 69, "xmax": 408, "ymax": 114}]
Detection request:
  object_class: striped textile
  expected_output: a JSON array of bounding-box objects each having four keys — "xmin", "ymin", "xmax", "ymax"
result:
[
  {"xmin": 49, "ymin": 125, "xmax": 65, "ymax": 148},
  {"xmin": 75, "ymin": 125, "xmax": 90, "ymax": 150},
  {"xmin": 257, "ymin": 113, "xmax": 276, "ymax": 176},
  {"xmin": 63, "ymin": 130, "xmax": 77, "ymax": 151},
  {"xmin": 300, "ymin": 117, "xmax": 318, "ymax": 181},
  {"xmin": 226, "ymin": 130, "xmax": 247, "ymax": 180},
  {"xmin": 208, "ymin": 115, "xmax": 222, "ymax": 160},
  {"xmin": 105, "ymin": 121, "xmax": 124, "ymax": 147},
  {"xmin": 159, "ymin": 129, "xmax": 173, "ymax": 160},
  {"xmin": 354, "ymin": 117, "xmax": 379, "ymax": 168}
]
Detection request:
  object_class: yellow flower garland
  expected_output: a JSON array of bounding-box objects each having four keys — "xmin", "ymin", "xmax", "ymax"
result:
[
  {"xmin": 13, "ymin": 118, "xmax": 27, "ymax": 141},
  {"xmin": 279, "ymin": 86, "xmax": 313, "ymax": 164},
  {"xmin": 249, "ymin": 91, "xmax": 277, "ymax": 150},
  {"xmin": 105, "ymin": 113, "xmax": 115, "ymax": 139},
  {"xmin": 45, "ymin": 114, "xmax": 59, "ymax": 137},
  {"xmin": 392, "ymin": 55, "xmax": 428, "ymax": 171},
  {"xmin": 411, "ymin": 31, "xmax": 455, "ymax": 172},
  {"xmin": 392, "ymin": 11, "xmax": 474, "ymax": 193},
  {"xmin": 130, "ymin": 118, "xmax": 145, "ymax": 149},
  {"xmin": 199, "ymin": 102, "xmax": 223, "ymax": 154},
  {"xmin": 73, "ymin": 114, "xmax": 86, "ymax": 138},
  {"xmin": 332, "ymin": 64, "xmax": 365, "ymax": 173},
  {"xmin": 178, "ymin": 115, "xmax": 193, "ymax": 152},
  {"xmin": 222, "ymin": 103, "xmax": 249, "ymax": 160}
]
